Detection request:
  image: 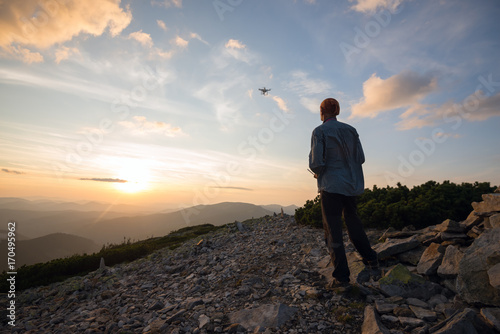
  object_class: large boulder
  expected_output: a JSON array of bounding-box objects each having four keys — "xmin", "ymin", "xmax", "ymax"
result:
[
  {"xmin": 435, "ymin": 219, "xmax": 464, "ymax": 233},
  {"xmin": 437, "ymin": 245, "xmax": 464, "ymax": 278},
  {"xmin": 417, "ymin": 243, "xmax": 445, "ymax": 276},
  {"xmin": 378, "ymin": 264, "xmax": 442, "ymax": 301},
  {"xmin": 456, "ymin": 228, "xmax": 500, "ymax": 306},
  {"xmin": 471, "ymin": 194, "xmax": 500, "ymax": 213}
]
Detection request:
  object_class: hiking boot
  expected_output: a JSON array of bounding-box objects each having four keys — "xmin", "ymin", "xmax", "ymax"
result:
[{"xmin": 326, "ymin": 277, "xmax": 351, "ymax": 289}]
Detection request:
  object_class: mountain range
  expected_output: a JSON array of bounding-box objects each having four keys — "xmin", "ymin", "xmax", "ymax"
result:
[{"xmin": 0, "ymin": 197, "xmax": 298, "ymax": 270}]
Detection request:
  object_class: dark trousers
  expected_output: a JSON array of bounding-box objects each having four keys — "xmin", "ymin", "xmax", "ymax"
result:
[{"xmin": 320, "ymin": 190, "xmax": 378, "ymax": 282}]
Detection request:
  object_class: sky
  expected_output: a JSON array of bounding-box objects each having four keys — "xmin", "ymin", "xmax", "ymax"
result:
[{"xmin": 0, "ymin": 0, "xmax": 499, "ymax": 211}]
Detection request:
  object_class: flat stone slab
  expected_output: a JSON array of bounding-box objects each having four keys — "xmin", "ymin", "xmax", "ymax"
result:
[
  {"xmin": 374, "ymin": 235, "xmax": 420, "ymax": 259},
  {"xmin": 409, "ymin": 305, "xmax": 437, "ymax": 322}
]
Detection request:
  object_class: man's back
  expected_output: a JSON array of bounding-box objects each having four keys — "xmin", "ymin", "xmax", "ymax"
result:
[{"xmin": 309, "ymin": 119, "xmax": 365, "ymax": 196}]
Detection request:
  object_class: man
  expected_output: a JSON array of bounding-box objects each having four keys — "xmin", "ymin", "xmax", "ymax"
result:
[{"xmin": 309, "ymin": 98, "xmax": 379, "ymax": 287}]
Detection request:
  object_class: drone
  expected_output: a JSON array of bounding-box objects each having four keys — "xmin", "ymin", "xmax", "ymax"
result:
[{"xmin": 258, "ymin": 87, "xmax": 271, "ymax": 95}]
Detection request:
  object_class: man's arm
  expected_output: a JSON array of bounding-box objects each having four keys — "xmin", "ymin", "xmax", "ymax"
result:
[
  {"xmin": 309, "ymin": 127, "xmax": 325, "ymax": 174},
  {"xmin": 356, "ymin": 133, "xmax": 365, "ymax": 164}
]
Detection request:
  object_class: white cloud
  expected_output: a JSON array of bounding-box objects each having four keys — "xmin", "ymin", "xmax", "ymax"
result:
[
  {"xmin": 194, "ymin": 78, "xmax": 246, "ymax": 131},
  {"xmin": 287, "ymin": 70, "xmax": 332, "ymax": 96},
  {"xmin": 54, "ymin": 46, "xmax": 80, "ymax": 64},
  {"xmin": 0, "ymin": 0, "xmax": 132, "ymax": 62},
  {"xmin": 152, "ymin": 0, "xmax": 183, "ymax": 8},
  {"xmin": 154, "ymin": 48, "xmax": 174, "ymax": 59},
  {"xmin": 157, "ymin": 20, "xmax": 168, "ymax": 31},
  {"xmin": 174, "ymin": 36, "xmax": 189, "ymax": 48},
  {"xmin": 299, "ymin": 97, "xmax": 321, "ymax": 114},
  {"xmin": 8, "ymin": 45, "xmax": 44, "ymax": 64},
  {"xmin": 396, "ymin": 91, "xmax": 500, "ymax": 130},
  {"xmin": 119, "ymin": 116, "xmax": 186, "ymax": 137},
  {"xmin": 349, "ymin": 0, "xmax": 403, "ymax": 13},
  {"xmin": 286, "ymin": 70, "xmax": 333, "ymax": 113},
  {"xmin": 225, "ymin": 39, "xmax": 246, "ymax": 49},
  {"xmin": 272, "ymin": 96, "xmax": 289, "ymax": 113},
  {"xmin": 223, "ymin": 40, "xmax": 256, "ymax": 65},
  {"xmin": 350, "ymin": 70, "xmax": 438, "ymax": 119},
  {"xmin": 128, "ymin": 30, "xmax": 153, "ymax": 48},
  {"xmin": 190, "ymin": 32, "xmax": 209, "ymax": 46}
]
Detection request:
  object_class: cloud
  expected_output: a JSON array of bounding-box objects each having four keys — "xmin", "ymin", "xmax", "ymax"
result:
[
  {"xmin": 152, "ymin": 0, "xmax": 183, "ymax": 8},
  {"xmin": 222, "ymin": 40, "xmax": 256, "ymax": 65},
  {"xmin": 210, "ymin": 186, "xmax": 253, "ymax": 191},
  {"xmin": 128, "ymin": 29, "xmax": 204, "ymax": 59},
  {"xmin": 349, "ymin": 0, "xmax": 403, "ymax": 13},
  {"xmin": 299, "ymin": 97, "xmax": 321, "ymax": 114},
  {"xmin": 194, "ymin": 77, "xmax": 249, "ymax": 130},
  {"xmin": 157, "ymin": 20, "xmax": 168, "ymax": 31},
  {"xmin": 128, "ymin": 30, "xmax": 153, "ymax": 48},
  {"xmin": 225, "ymin": 39, "xmax": 246, "ymax": 49},
  {"xmin": 465, "ymin": 91, "xmax": 500, "ymax": 121},
  {"xmin": 350, "ymin": 71, "xmax": 438, "ymax": 119},
  {"xmin": 272, "ymin": 96, "xmax": 290, "ymax": 113},
  {"xmin": 0, "ymin": 0, "xmax": 132, "ymax": 63},
  {"xmin": 190, "ymin": 32, "xmax": 209, "ymax": 46},
  {"xmin": 80, "ymin": 178, "xmax": 127, "ymax": 183},
  {"xmin": 8, "ymin": 45, "xmax": 44, "ymax": 64},
  {"xmin": 154, "ymin": 48, "xmax": 174, "ymax": 59},
  {"xmin": 54, "ymin": 46, "xmax": 80, "ymax": 64},
  {"xmin": 174, "ymin": 36, "xmax": 189, "ymax": 48},
  {"xmin": 287, "ymin": 70, "xmax": 332, "ymax": 96},
  {"xmin": 119, "ymin": 116, "xmax": 186, "ymax": 137},
  {"xmin": 286, "ymin": 70, "xmax": 333, "ymax": 113},
  {"xmin": 396, "ymin": 91, "xmax": 500, "ymax": 130},
  {"xmin": 1, "ymin": 168, "xmax": 25, "ymax": 175}
]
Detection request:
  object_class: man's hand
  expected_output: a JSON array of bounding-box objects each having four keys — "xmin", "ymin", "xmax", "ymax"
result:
[{"xmin": 314, "ymin": 173, "xmax": 318, "ymax": 179}]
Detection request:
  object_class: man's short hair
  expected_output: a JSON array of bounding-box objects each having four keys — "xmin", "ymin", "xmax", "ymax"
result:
[{"xmin": 320, "ymin": 98, "xmax": 340, "ymax": 116}]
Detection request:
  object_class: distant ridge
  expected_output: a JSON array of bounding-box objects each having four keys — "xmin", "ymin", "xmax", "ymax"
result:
[
  {"xmin": 0, "ymin": 199, "xmax": 297, "ymax": 245},
  {"xmin": 0, "ymin": 197, "xmax": 150, "ymax": 213},
  {"xmin": 74, "ymin": 202, "xmax": 276, "ymax": 244},
  {"xmin": 0, "ymin": 233, "xmax": 100, "ymax": 271}
]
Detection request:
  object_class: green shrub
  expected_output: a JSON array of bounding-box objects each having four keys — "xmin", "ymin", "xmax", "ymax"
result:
[{"xmin": 295, "ymin": 180, "xmax": 496, "ymax": 230}]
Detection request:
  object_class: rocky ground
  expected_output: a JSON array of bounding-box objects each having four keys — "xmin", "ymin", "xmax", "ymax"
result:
[
  {"xmin": 3, "ymin": 192, "xmax": 500, "ymax": 333},
  {"xmin": 5, "ymin": 215, "xmax": 370, "ymax": 333}
]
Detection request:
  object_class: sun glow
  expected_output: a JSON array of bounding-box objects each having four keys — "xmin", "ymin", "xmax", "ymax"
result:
[{"xmin": 112, "ymin": 160, "xmax": 152, "ymax": 193}]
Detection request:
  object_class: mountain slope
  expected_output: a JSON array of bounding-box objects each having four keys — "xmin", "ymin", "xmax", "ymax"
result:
[
  {"xmin": 75, "ymin": 202, "xmax": 275, "ymax": 244},
  {"xmin": 0, "ymin": 233, "xmax": 100, "ymax": 271},
  {"xmin": 0, "ymin": 209, "xmax": 135, "ymax": 239}
]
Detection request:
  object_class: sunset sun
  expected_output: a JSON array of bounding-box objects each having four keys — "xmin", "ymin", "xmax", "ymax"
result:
[{"xmin": 113, "ymin": 162, "xmax": 152, "ymax": 194}]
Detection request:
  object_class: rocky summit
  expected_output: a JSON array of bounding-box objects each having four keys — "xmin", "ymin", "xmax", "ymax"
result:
[{"xmin": 3, "ymin": 190, "xmax": 500, "ymax": 333}]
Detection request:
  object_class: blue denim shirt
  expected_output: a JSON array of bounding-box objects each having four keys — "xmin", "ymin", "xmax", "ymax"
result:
[{"xmin": 309, "ymin": 118, "xmax": 365, "ymax": 196}]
